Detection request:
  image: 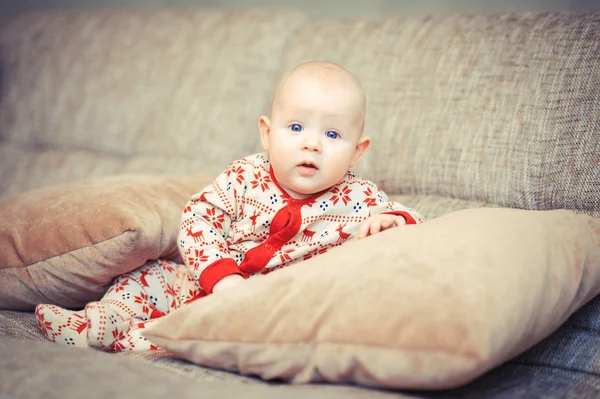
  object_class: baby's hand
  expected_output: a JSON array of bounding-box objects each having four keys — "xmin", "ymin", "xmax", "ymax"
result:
[
  {"xmin": 356, "ymin": 214, "xmax": 406, "ymax": 240},
  {"xmin": 212, "ymin": 274, "xmax": 245, "ymax": 293}
]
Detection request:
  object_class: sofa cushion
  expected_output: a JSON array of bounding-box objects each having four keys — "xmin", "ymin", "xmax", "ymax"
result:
[
  {"xmin": 0, "ymin": 10, "xmax": 307, "ymax": 178},
  {"xmin": 144, "ymin": 207, "xmax": 600, "ymax": 390},
  {"xmin": 0, "ymin": 173, "xmax": 213, "ymax": 311},
  {"xmin": 278, "ymin": 12, "xmax": 600, "ymax": 217}
]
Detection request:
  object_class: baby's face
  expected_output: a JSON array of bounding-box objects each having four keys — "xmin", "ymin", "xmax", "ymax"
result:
[{"xmin": 260, "ymin": 73, "xmax": 367, "ymax": 199}]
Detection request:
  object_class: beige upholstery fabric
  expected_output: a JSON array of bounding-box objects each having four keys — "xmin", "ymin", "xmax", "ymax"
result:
[
  {"xmin": 0, "ymin": 173, "xmax": 213, "ymax": 310},
  {"xmin": 279, "ymin": 13, "xmax": 600, "ymax": 217},
  {"xmin": 144, "ymin": 208, "xmax": 600, "ymax": 390},
  {"xmin": 0, "ymin": 142, "xmax": 224, "ymax": 199},
  {"xmin": 390, "ymin": 194, "xmax": 490, "ymax": 220},
  {"xmin": 0, "ymin": 142, "xmax": 126, "ymax": 199},
  {"xmin": 0, "ymin": 10, "xmax": 308, "ymax": 196},
  {"xmin": 0, "ymin": 336, "xmax": 418, "ymax": 399}
]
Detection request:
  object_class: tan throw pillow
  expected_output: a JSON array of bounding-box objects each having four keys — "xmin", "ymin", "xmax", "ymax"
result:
[
  {"xmin": 143, "ymin": 208, "xmax": 600, "ymax": 390},
  {"xmin": 0, "ymin": 174, "xmax": 213, "ymax": 311}
]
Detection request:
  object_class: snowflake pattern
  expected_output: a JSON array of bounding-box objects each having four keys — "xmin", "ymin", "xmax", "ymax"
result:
[
  {"xmin": 250, "ymin": 171, "xmax": 271, "ymax": 192},
  {"xmin": 205, "ymin": 207, "xmax": 225, "ymax": 230},
  {"xmin": 330, "ymin": 185, "xmax": 352, "ymax": 206}
]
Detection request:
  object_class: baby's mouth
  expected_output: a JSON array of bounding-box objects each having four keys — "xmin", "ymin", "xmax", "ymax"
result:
[{"xmin": 298, "ymin": 162, "xmax": 318, "ymax": 170}]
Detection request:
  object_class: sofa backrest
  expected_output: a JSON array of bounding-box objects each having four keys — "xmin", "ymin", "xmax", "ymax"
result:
[
  {"xmin": 279, "ymin": 12, "xmax": 600, "ymax": 216},
  {"xmin": 0, "ymin": 10, "xmax": 306, "ymax": 197},
  {"xmin": 1, "ymin": 10, "xmax": 598, "ymax": 217}
]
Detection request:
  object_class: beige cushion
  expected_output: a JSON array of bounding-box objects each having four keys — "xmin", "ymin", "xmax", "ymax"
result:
[
  {"xmin": 279, "ymin": 13, "xmax": 600, "ymax": 217},
  {"xmin": 0, "ymin": 174, "xmax": 213, "ymax": 311},
  {"xmin": 144, "ymin": 208, "xmax": 600, "ymax": 390}
]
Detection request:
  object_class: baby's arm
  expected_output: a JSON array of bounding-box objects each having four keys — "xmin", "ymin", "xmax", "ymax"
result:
[
  {"xmin": 179, "ymin": 165, "xmax": 245, "ymax": 294},
  {"xmin": 356, "ymin": 182, "xmax": 424, "ymax": 240}
]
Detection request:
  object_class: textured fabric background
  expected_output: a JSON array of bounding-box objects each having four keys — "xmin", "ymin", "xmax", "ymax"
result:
[
  {"xmin": 0, "ymin": 334, "xmax": 423, "ymax": 399},
  {"xmin": 1, "ymin": 10, "xmax": 600, "ymax": 398},
  {"xmin": 279, "ymin": 12, "xmax": 600, "ymax": 217},
  {"xmin": 3, "ymin": 306, "xmax": 600, "ymax": 399},
  {"xmin": 1, "ymin": 12, "xmax": 598, "ymax": 218},
  {"xmin": 0, "ymin": 10, "xmax": 307, "ymax": 196}
]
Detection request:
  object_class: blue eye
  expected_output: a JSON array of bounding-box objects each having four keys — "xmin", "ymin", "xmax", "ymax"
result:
[
  {"xmin": 325, "ymin": 131, "xmax": 339, "ymax": 139},
  {"xmin": 290, "ymin": 124, "xmax": 303, "ymax": 132}
]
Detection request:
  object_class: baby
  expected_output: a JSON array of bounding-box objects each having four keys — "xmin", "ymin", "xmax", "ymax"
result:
[{"xmin": 35, "ymin": 61, "xmax": 423, "ymax": 351}]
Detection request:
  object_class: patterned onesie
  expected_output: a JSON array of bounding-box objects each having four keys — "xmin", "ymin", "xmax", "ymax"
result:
[{"xmin": 35, "ymin": 153, "xmax": 423, "ymax": 351}]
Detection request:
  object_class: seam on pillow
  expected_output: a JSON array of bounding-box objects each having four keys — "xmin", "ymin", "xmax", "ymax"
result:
[
  {"xmin": 24, "ymin": 266, "xmax": 54, "ymax": 303},
  {"xmin": 2, "ymin": 229, "xmax": 137, "ymax": 270},
  {"xmin": 146, "ymin": 337, "xmax": 482, "ymax": 361}
]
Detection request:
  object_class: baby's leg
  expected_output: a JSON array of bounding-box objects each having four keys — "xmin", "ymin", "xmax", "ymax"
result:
[
  {"xmin": 36, "ymin": 259, "xmax": 202, "ymax": 351},
  {"xmin": 35, "ymin": 303, "xmax": 90, "ymax": 347}
]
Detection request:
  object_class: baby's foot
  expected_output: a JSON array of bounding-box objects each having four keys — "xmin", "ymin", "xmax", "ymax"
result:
[
  {"xmin": 84, "ymin": 301, "xmax": 156, "ymax": 352},
  {"xmin": 35, "ymin": 304, "xmax": 89, "ymax": 347}
]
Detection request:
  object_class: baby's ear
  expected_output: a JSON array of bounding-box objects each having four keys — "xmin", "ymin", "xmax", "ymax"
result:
[
  {"xmin": 350, "ymin": 136, "xmax": 370, "ymax": 167},
  {"xmin": 258, "ymin": 116, "xmax": 271, "ymax": 151}
]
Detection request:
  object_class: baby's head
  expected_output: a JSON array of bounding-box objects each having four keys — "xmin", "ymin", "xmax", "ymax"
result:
[{"xmin": 259, "ymin": 61, "xmax": 370, "ymax": 199}]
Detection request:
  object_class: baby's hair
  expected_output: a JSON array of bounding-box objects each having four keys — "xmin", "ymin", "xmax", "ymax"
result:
[{"xmin": 269, "ymin": 61, "xmax": 366, "ymax": 122}]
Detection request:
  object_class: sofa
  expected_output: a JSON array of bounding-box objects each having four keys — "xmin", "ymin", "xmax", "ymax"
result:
[{"xmin": 1, "ymin": 8, "xmax": 599, "ymax": 399}]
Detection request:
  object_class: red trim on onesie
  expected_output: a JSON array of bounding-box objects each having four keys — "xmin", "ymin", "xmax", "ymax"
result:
[
  {"xmin": 383, "ymin": 210, "xmax": 418, "ymax": 225},
  {"xmin": 200, "ymin": 258, "xmax": 244, "ymax": 294}
]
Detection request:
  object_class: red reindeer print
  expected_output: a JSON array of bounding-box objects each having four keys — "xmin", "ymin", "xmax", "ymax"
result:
[
  {"xmin": 186, "ymin": 227, "xmax": 204, "ymax": 243},
  {"xmin": 249, "ymin": 210, "xmax": 260, "ymax": 231},
  {"xmin": 302, "ymin": 229, "xmax": 316, "ymax": 242},
  {"xmin": 183, "ymin": 204, "xmax": 193, "ymax": 214},
  {"xmin": 70, "ymin": 313, "xmax": 88, "ymax": 335},
  {"xmin": 336, "ymin": 224, "xmax": 351, "ymax": 243},
  {"xmin": 278, "ymin": 248, "xmax": 295, "ymax": 263},
  {"xmin": 138, "ymin": 269, "xmax": 152, "ymax": 288}
]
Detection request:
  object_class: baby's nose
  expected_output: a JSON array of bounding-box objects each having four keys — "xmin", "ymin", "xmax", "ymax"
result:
[{"xmin": 302, "ymin": 134, "xmax": 321, "ymax": 152}]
